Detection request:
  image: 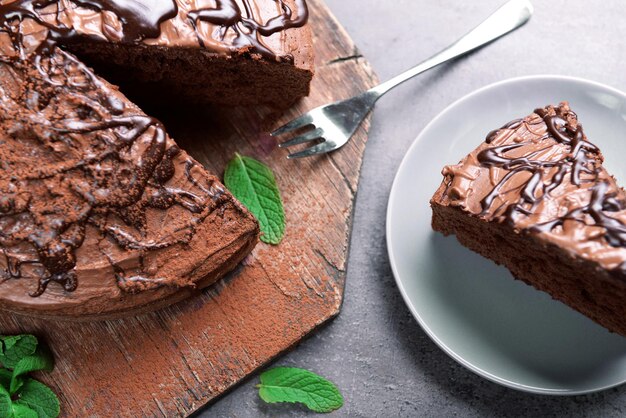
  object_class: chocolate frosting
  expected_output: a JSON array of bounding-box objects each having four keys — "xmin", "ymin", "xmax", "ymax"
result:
[
  {"xmin": 438, "ymin": 102, "xmax": 626, "ymax": 276},
  {"xmin": 0, "ymin": 0, "xmax": 309, "ymax": 62},
  {"xmin": 0, "ymin": 0, "xmax": 284, "ymax": 301}
]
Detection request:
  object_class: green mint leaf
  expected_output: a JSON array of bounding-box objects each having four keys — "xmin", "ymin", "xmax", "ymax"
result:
[
  {"xmin": 15, "ymin": 379, "xmax": 60, "ymax": 418},
  {"xmin": 257, "ymin": 367, "xmax": 343, "ymax": 413},
  {"xmin": 0, "ymin": 383, "xmax": 12, "ymax": 417},
  {"xmin": 11, "ymin": 345, "xmax": 54, "ymax": 394},
  {"xmin": 0, "ymin": 335, "xmax": 38, "ymax": 369},
  {"xmin": 12, "ymin": 403, "xmax": 38, "ymax": 418},
  {"xmin": 0, "ymin": 368, "xmax": 11, "ymax": 390},
  {"xmin": 224, "ymin": 154, "xmax": 285, "ymax": 245},
  {"xmin": 0, "ymin": 336, "xmax": 17, "ymax": 353}
]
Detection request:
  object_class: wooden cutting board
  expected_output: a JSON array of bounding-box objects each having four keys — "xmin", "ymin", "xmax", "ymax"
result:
[{"xmin": 0, "ymin": 1, "xmax": 377, "ymax": 416}]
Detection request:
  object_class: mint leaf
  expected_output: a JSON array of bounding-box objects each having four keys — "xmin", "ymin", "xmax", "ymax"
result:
[
  {"xmin": 0, "ymin": 335, "xmax": 38, "ymax": 369},
  {"xmin": 15, "ymin": 379, "xmax": 60, "ymax": 418},
  {"xmin": 0, "ymin": 383, "xmax": 11, "ymax": 417},
  {"xmin": 11, "ymin": 345, "xmax": 54, "ymax": 394},
  {"xmin": 224, "ymin": 154, "xmax": 285, "ymax": 245},
  {"xmin": 12, "ymin": 403, "xmax": 38, "ymax": 418},
  {"xmin": 257, "ymin": 367, "xmax": 343, "ymax": 413},
  {"xmin": 1, "ymin": 336, "xmax": 18, "ymax": 352}
]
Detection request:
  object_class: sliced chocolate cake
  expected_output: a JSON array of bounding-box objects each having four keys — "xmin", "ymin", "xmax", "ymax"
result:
[
  {"xmin": 0, "ymin": 1, "xmax": 279, "ymax": 319},
  {"xmin": 431, "ymin": 102, "xmax": 626, "ymax": 336},
  {"xmin": 1, "ymin": 0, "xmax": 314, "ymax": 108}
]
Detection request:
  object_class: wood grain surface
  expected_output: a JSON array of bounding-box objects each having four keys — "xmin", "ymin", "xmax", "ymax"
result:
[{"xmin": 0, "ymin": 0, "xmax": 377, "ymax": 416}]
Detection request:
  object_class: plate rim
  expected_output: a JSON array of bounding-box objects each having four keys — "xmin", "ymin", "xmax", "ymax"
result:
[{"xmin": 385, "ymin": 74, "xmax": 626, "ymax": 396}]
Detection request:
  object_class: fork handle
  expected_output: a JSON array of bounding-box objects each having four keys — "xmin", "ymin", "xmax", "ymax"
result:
[{"xmin": 368, "ymin": 0, "xmax": 533, "ymax": 98}]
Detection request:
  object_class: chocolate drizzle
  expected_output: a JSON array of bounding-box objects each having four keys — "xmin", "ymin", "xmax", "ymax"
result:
[
  {"xmin": 477, "ymin": 108, "xmax": 599, "ymax": 217},
  {"xmin": 72, "ymin": 0, "xmax": 179, "ymax": 42},
  {"xmin": 0, "ymin": 0, "xmax": 309, "ymax": 62},
  {"xmin": 0, "ymin": 0, "xmax": 179, "ymax": 57},
  {"xmin": 0, "ymin": 1, "xmax": 246, "ymax": 296},
  {"xmin": 187, "ymin": 0, "xmax": 309, "ymax": 62},
  {"xmin": 443, "ymin": 102, "xmax": 626, "ymax": 277}
]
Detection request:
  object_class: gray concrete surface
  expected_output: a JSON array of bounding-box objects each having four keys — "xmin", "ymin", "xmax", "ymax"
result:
[{"xmin": 205, "ymin": 1, "xmax": 626, "ymax": 416}]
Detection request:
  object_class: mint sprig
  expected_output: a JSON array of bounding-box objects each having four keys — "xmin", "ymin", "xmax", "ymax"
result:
[
  {"xmin": 0, "ymin": 335, "xmax": 37, "ymax": 369},
  {"xmin": 257, "ymin": 367, "xmax": 343, "ymax": 413},
  {"xmin": 11, "ymin": 403, "xmax": 38, "ymax": 418},
  {"xmin": 224, "ymin": 154, "xmax": 286, "ymax": 245},
  {"xmin": 14, "ymin": 379, "xmax": 60, "ymax": 418},
  {"xmin": 0, "ymin": 334, "xmax": 60, "ymax": 418},
  {"xmin": 10, "ymin": 345, "xmax": 54, "ymax": 394}
]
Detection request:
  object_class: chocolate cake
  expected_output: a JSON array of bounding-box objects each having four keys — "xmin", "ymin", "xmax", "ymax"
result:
[
  {"xmin": 431, "ymin": 103, "xmax": 626, "ymax": 336},
  {"xmin": 0, "ymin": 0, "xmax": 314, "ymax": 108},
  {"xmin": 0, "ymin": 1, "xmax": 282, "ymax": 319}
]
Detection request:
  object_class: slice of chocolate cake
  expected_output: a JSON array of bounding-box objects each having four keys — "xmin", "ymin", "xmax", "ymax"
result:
[
  {"xmin": 0, "ymin": 2, "xmax": 263, "ymax": 319},
  {"xmin": 431, "ymin": 102, "xmax": 626, "ymax": 336},
  {"xmin": 1, "ymin": 0, "xmax": 313, "ymax": 108}
]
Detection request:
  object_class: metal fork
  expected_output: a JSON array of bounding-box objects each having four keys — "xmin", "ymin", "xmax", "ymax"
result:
[{"xmin": 273, "ymin": 0, "xmax": 533, "ymax": 159}]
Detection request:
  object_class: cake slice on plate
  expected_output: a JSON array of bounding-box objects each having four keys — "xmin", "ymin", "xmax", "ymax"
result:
[{"xmin": 431, "ymin": 102, "xmax": 626, "ymax": 336}]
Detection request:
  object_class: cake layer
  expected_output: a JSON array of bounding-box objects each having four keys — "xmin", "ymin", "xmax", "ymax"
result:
[
  {"xmin": 432, "ymin": 194, "xmax": 626, "ymax": 336},
  {"xmin": 431, "ymin": 103, "xmax": 626, "ymax": 336},
  {"xmin": 70, "ymin": 41, "xmax": 313, "ymax": 108}
]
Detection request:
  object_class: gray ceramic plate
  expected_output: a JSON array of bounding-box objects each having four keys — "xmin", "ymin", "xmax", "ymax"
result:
[{"xmin": 386, "ymin": 75, "xmax": 626, "ymax": 395}]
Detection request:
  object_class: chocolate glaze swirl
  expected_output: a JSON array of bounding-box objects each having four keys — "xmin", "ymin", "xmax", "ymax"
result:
[
  {"xmin": 188, "ymin": 0, "xmax": 308, "ymax": 61},
  {"xmin": 0, "ymin": 0, "xmax": 309, "ymax": 62},
  {"xmin": 441, "ymin": 102, "xmax": 626, "ymax": 278}
]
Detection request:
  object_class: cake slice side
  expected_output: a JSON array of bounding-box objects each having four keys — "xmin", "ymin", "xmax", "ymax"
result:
[
  {"xmin": 430, "ymin": 102, "xmax": 626, "ymax": 336},
  {"xmin": 69, "ymin": 41, "xmax": 314, "ymax": 109}
]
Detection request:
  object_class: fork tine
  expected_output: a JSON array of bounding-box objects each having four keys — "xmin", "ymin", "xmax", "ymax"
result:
[
  {"xmin": 278, "ymin": 127, "xmax": 324, "ymax": 148},
  {"xmin": 271, "ymin": 113, "xmax": 314, "ymax": 137},
  {"xmin": 287, "ymin": 141, "xmax": 336, "ymax": 159}
]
